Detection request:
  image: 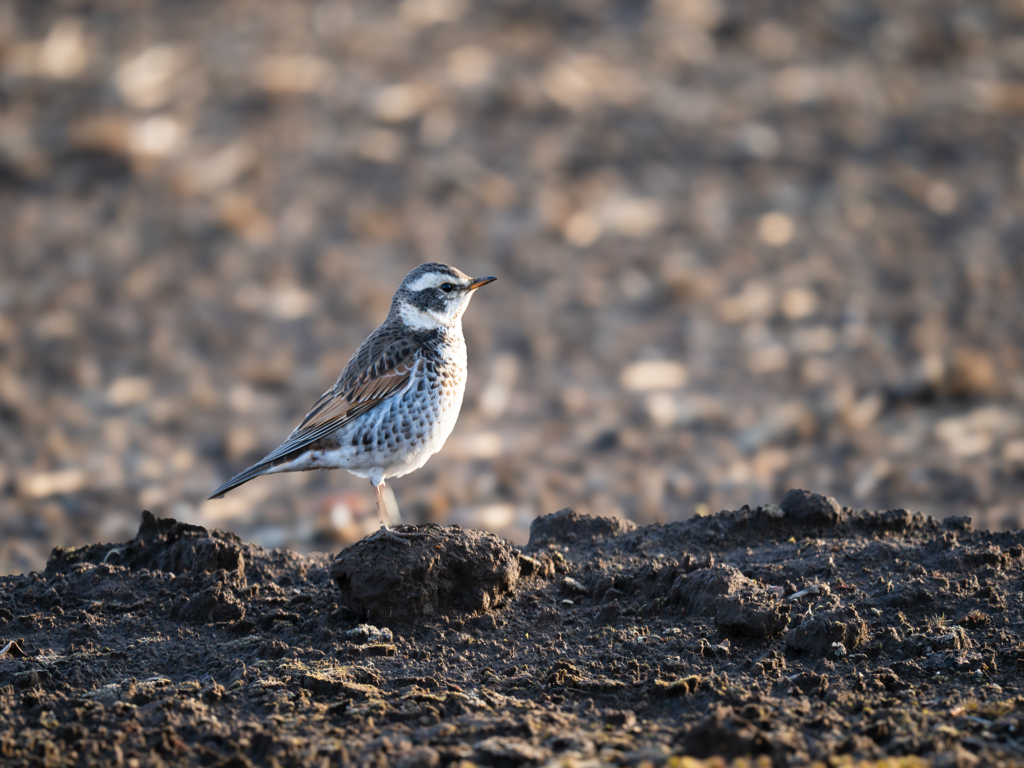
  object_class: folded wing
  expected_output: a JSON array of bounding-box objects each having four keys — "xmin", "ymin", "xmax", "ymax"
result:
[{"xmin": 208, "ymin": 333, "xmax": 421, "ymax": 499}]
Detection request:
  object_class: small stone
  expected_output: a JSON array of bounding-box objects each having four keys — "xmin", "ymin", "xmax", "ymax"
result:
[
  {"xmin": 561, "ymin": 576, "xmax": 588, "ymax": 594},
  {"xmin": 345, "ymin": 624, "xmax": 393, "ymax": 644}
]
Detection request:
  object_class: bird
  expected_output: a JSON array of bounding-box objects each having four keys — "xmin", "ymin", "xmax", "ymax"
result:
[{"xmin": 208, "ymin": 262, "xmax": 496, "ymax": 542}]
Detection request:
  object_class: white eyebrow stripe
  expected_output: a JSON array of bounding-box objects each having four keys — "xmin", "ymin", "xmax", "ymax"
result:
[{"xmin": 406, "ymin": 273, "xmax": 447, "ymax": 292}]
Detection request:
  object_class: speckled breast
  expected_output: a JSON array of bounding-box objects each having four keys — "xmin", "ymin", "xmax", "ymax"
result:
[{"xmin": 342, "ymin": 329, "xmax": 468, "ymax": 478}]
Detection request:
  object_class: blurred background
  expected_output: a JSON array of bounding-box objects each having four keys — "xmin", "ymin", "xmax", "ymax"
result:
[{"xmin": 2, "ymin": 0, "xmax": 1024, "ymax": 574}]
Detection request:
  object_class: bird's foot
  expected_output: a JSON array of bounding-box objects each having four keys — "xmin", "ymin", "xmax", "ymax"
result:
[{"xmin": 367, "ymin": 525, "xmax": 428, "ymax": 545}]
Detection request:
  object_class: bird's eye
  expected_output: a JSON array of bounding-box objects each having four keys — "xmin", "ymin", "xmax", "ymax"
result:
[{"xmin": 439, "ymin": 283, "xmax": 455, "ymax": 293}]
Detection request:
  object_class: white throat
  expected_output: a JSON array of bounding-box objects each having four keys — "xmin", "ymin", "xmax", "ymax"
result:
[{"xmin": 400, "ymin": 302, "xmax": 444, "ymax": 330}]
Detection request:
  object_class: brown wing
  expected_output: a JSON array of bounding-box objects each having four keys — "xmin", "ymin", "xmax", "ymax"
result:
[
  {"xmin": 207, "ymin": 323, "xmax": 422, "ymax": 499},
  {"xmin": 255, "ymin": 327, "xmax": 421, "ymax": 466}
]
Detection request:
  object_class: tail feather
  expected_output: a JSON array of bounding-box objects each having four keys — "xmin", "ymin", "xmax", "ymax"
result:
[{"xmin": 208, "ymin": 456, "xmax": 288, "ymax": 500}]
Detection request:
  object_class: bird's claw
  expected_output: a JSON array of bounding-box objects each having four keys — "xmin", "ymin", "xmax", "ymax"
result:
[{"xmin": 367, "ymin": 525, "xmax": 428, "ymax": 545}]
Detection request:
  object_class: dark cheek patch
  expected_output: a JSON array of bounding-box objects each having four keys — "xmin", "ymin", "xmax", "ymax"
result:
[{"xmin": 416, "ymin": 290, "xmax": 449, "ymax": 313}]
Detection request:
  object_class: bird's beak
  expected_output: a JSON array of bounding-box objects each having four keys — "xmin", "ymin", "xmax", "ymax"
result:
[{"xmin": 467, "ymin": 276, "xmax": 497, "ymax": 291}]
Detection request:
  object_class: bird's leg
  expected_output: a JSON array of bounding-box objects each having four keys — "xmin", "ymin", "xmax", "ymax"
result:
[
  {"xmin": 366, "ymin": 481, "xmax": 425, "ymax": 543},
  {"xmin": 374, "ymin": 481, "xmax": 393, "ymax": 527}
]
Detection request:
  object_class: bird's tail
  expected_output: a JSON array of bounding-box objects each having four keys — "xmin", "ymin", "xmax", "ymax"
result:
[{"xmin": 207, "ymin": 455, "xmax": 291, "ymax": 500}]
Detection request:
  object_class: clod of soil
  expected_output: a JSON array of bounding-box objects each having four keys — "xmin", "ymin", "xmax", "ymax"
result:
[
  {"xmin": 785, "ymin": 603, "xmax": 869, "ymax": 655},
  {"xmin": 330, "ymin": 525, "xmax": 520, "ymax": 625},
  {"xmin": 46, "ymin": 510, "xmax": 247, "ymax": 581},
  {"xmin": 715, "ymin": 590, "xmax": 790, "ymax": 638},
  {"xmin": 778, "ymin": 488, "xmax": 843, "ymax": 526},
  {"xmin": 528, "ymin": 507, "xmax": 637, "ymax": 547},
  {"xmin": 671, "ymin": 565, "xmax": 753, "ymax": 615}
]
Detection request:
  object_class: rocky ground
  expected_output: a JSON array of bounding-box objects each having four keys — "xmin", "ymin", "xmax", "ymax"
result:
[
  {"xmin": 4, "ymin": 0, "xmax": 1024, "ymax": 574},
  {"xmin": 3, "ymin": 494, "xmax": 1024, "ymax": 767}
]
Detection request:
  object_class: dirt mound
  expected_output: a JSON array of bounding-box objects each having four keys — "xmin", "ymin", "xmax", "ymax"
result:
[
  {"xmin": 3, "ymin": 501, "xmax": 1024, "ymax": 766},
  {"xmin": 528, "ymin": 507, "xmax": 638, "ymax": 547},
  {"xmin": 45, "ymin": 510, "xmax": 247, "ymax": 581},
  {"xmin": 330, "ymin": 525, "xmax": 522, "ymax": 625}
]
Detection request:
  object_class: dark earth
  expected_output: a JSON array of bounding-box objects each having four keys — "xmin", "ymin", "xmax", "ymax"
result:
[{"xmin": 4, "ymin": 491, "xmax": 1024, "ymax": 767}]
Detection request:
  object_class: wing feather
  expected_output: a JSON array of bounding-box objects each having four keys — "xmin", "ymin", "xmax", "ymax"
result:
[
  {"xmin": 209, "ymin": 317, "xmax": 430, "ymax": 499},
  {"xmin": 260, "ymin": 353, "xmax": 418, "ymax": 465},
  {"xmin": 209, "ymin": 331, "xmax": 422, "ymax": 499}
]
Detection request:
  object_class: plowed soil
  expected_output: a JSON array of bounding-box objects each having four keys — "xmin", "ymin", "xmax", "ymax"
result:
[{"xmin": 3, "ymin": 492, "xmax": 1024, "ymax": 767}]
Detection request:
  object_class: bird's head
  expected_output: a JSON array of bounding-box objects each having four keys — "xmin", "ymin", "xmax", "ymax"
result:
[{"xmin": 392, "ymin": 262, "xmax": 496, "ymax": 329}]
